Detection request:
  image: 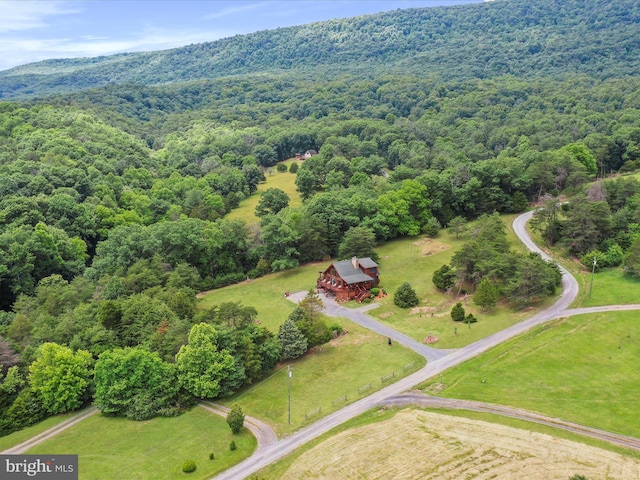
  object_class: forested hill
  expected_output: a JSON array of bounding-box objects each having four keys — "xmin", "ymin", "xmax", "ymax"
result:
[{"xmin": 1, "ymin": 0, "xmax": 638, "ymax": 99}]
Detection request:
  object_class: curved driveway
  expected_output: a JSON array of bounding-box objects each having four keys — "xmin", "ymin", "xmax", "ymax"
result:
[
  {"xmin": 215, "ymin": 210, "xmax": 640, "ymax": 479},
  {"xmin": 5, "ymin": 211, "xmax": 637, "ymax": 473}
]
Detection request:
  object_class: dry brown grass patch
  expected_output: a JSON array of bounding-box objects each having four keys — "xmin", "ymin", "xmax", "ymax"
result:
[{"xmin": 280, "ymin": 410, "xmax": 640, "ymax": 480}]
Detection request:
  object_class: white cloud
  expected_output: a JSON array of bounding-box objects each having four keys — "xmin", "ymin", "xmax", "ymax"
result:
[
  {"xmin": 202, "ymin": 1, "xmax": 274, "ymax": 20},
  {"xmin": 0, "ymin": 1, "xmax": 78, "ymax": 33},
  {"xmin": 0, "ymin": 27, "xmax": 235, "ymax": 71}
]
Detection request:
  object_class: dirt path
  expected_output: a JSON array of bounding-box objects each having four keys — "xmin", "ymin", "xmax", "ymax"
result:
[
  {"xmin": 383, "ymin": 393, "xmax": 640, "ymax": 452},
  {"xmin": 1, "ymin": 406, "xmax": 98, "ymax": 454}
]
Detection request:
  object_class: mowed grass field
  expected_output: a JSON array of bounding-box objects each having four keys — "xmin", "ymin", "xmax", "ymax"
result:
[
  {"xmin": 366, "ymin": 213, "xmax": 558, "ymax": 349},
  {"xmin": 26, "ymin": 407, "xmax": 255, "ymax": 480},
  {"xmin": 260, "ymin": 408, "xmax": 640, "ymax": 480},
  {"xmin": 218, "ymin": 319, "xmax": 424, "ymax": 435},
  {"xmin": 226, "ymin": 160, "xmax": 302, "ymax": 225},
  {"xmin": 422, "ymin": 310, "xmax": 640, "ymax": 438}
]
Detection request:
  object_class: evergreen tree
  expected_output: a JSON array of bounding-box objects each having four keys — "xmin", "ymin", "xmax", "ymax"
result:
[
  {"xmin": 278, "ymin": 319, "xmax": 307, "ymax": 360},
  {"xmin": 451, "ymin": 302, "xmax": 466, "ymax": 322},
  {"xmin": 432, "ymin": 264, "xmax": 457, "ymax": 291},
  {"xmin": 394, "ymin": 282, "xmax": 419, "ymax": 308},
  {"xmin": 473, "ymin": 278, "xmax": 499, "ymax": 311}
]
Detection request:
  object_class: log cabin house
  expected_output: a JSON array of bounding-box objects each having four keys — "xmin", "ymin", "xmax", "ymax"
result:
[{"xmin": 316, "ymin": 257, "xmax": 379, "ymax": 302}]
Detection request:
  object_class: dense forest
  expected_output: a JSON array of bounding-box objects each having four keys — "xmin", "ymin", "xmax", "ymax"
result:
[
  {"xmin": 1, "ymin": 0, "xmax": 640, "ymax": 434},
  {"xmin": 1, "ymin": 0, "xmax": 638, "ymax": 99}
]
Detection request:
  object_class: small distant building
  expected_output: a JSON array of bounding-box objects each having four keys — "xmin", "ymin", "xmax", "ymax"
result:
[
  {"xmin": 304, "ymin": 150, "xmax": 318, "ymax": 159},
  {"xmin": 317, "ymin": 257, "xmax": 379, "ymax": 302}
]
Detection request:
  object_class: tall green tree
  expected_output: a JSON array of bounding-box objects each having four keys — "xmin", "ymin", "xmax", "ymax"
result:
[
  {"xmin": 338, "ymin": 226, "xmax": 378, "ymax": 261},
  {"xmin": 473, "ymin": 278, "xmax": 499, "ymax": 311},
  {"xmin": 175, "ymin": 323, "xmax": 235, "ymax": 399},
  {"xmin": 94, "ymin": 347, "xmax": 181, "ymax": 420},
  {"xmin": 277, "ymin": 319, "xmax": 307, "ymax": 360},
  {"xmin": 28, "ymin": 343, "xmax": 93, "ymax": 414}
]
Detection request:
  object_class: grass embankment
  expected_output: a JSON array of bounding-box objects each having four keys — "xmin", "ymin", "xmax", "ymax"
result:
[
  {"xmin": 258, "ymin": 407, "xmax": 640, "ymax": 479},
  {"xmin": 26, "ymin": 406, "xmax": 255, "ymax": 480},
  {"xmin": 422, "ymin": 310, "xmax": 640, "ymax": 438},
  {"xmin": 218, "ymin": 319, "xmax": 424, "ymax": 435},
  {"xmin": 527, "ymin": 224, "xmax": 640, "ymax": 308}
]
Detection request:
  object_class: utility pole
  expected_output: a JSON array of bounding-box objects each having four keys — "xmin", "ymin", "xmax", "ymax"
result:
[
  {"xmin": 287, "ymin": 365, "xmax": 292, "ymax": 425},
  {"xmin": 589, "ymin": 256, "xmax": 597, "ymax": 297}
]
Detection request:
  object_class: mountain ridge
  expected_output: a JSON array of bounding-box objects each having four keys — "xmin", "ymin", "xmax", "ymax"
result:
[{"xmin": 1, "ymin": 0, "xmax": 638, "ymax": 99}]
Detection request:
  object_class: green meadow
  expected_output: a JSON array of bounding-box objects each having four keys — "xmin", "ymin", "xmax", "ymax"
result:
[
  {"xmin": 226, "ymin": 160, "xmax": 302, "ymax": 225},
  {"xmin": 422, "ymin": 310, "xmax": 640, "ymax": 438},
  {"xmin": 218, "ymin": 318, "xmax": 424, "ymax": 435},
  {"xmin": 27, "ymin": 407, "xmax": 255, "ymax": 480}
]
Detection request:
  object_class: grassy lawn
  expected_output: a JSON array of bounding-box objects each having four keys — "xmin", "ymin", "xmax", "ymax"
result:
[
  {"xmin": 218, "ymin": 318, "xmax": 425, "ymax": 436},
  {"xmin": 226, "ymin": 159, "xmax": 302, "ymax": 225},
  {"xmin": 367, "ymin": 214, "xmax": 557, "ymax": 349},
  {"xmin": 197, "ymin": 261, "xmax": 324, "ymax": 333},
  {"xmin": 27, "ymin": 406, "xmax": 255, "ymax": 480},
  {"xmin": 421, "ymin": 310, "xmax": 640, "ymax": 438},
  {"xmin": 199, "ymin": 212, "xmax": 556, "ymax": 346},
  {"xmin": 0, "ymin": 413, "xmax": 76, "ymax": 452},
  {"xmin": 575, "ymin": 266, "xmax": 640, "ymax": 308}
]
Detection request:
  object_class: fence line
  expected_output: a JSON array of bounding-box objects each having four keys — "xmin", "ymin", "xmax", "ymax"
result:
[
  {"xmin": 332, "ymin": 394, "xmax": 348, "ymax": 406},
  {"xmin": 304, "ymin": 406, "xmax": 322, "ymax": 420},
  {"xmin": 403, "ymin": 361, "xmax": 416, "ymax": 372},
  {"xmin": 358, "ymin": 382, "xmax": 372, "ymax": 394},
  {"xmin": 381, "ymin": 371, "xmax": 395, "ymax": 383}
]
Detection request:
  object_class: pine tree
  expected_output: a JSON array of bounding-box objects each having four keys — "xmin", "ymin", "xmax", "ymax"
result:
[
  {"xmin": 451, "ymin": 302, "xmax": 466, "ymax": 322},
  {"xmin": 394, "ymin": 282, "xmax": 419, "ymax": 308},
  {"xmin": 432, "ymin": 264, "xmax": 457, "ymax": 291},
  {"xmin": 278, "ymin": 319, "xmax": 308, "ymax": 360},
  {"xmin": 473, "ymin": 278, "xmax": 499, "ymax": 311}
]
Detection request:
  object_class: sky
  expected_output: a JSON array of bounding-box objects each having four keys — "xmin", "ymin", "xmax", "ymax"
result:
[{"xmin": 0, "ymin": 0, "xmax": 485, "ymax": 72}]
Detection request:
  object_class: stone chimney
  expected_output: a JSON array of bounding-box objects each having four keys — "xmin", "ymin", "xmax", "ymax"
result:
[{"xmin": 352, "ymin": 257, "xmax": 359, "ymax": 270}]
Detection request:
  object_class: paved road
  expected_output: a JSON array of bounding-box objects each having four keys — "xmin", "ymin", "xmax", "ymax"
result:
[
  {"xmin": 199, "ymin": 401, "xmax": 277, "ymax": 448},
  {"xmin": 213, "ymin": 211, "xmax": 608, "ymax": 480},
  {"xmin": 6, "ymin": 211, "xmax": 638, "ymax": 475}
]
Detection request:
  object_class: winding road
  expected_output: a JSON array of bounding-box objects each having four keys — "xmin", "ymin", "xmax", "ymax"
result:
[
  {"xmin": 213, "ymin": 210, "xmax": 640, "ymax": 479},
  {"xmin": 5, "ymin": 211, "xmax": 639, "ymax": 475}
]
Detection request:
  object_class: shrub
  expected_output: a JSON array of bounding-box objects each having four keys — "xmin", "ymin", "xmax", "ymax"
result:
[
  {"xmin": 422, "ymin": 217, "xmax": 442, "ymax": 237},
  {"xmin": 276, "ymin": 163, "xmax": 288, "ymax": 172},
  {"xmin": 451, "ymin": 302, "xmax": 466, "ymax": 322},
  {"xmin": 328, "ymin": 323, "xmax": 344, "ymax": 335},
  {"xmin": 393, "ymin": 282, "xmax": 419, "ymax": 308},
  {"xmin": 182, "ymin": 460, "xmax": 196, "ymax": 473},
  {"xmin": 464, "ymin": 313, "xmax": 477, "ymax": 324},
  {"xmin": 370, "ymin": 287, "xmax": 380, "ymax": 296},
  {"xmin": 209, "ymin": 453, "xmax": 214, "ymax": 460},
  {"xmin": 230, "ymin": 440, "xmax": 237, "ymax": 451},
  {"xmin": 289, "ymin": 162, "xmax": 299, "ymax": 173}
]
